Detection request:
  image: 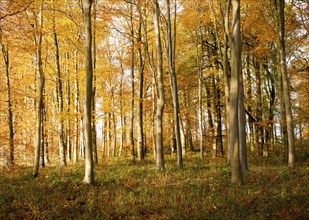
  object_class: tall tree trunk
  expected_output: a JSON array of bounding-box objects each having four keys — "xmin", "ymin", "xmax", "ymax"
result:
[
  {"xmin": 74, "ymin": 49, "xmax": 80, "ymax": 163},
  {"xmin": 82, "ymin": 0, "xmax": 94, "ymax": 184},
  {"xmin": 239, "ymin": 61, "xmax": 248, "ymax": 173},
  {"xmin": 119, "ymin": 61, "xmax": 125, "ymax": 156},
  {"xmin": 92, "ymin": 0, "xmax": 98, "ymax": 165},
  {"xmin": 229, "ymin": 0, "xmax": 243, "ymax": 185},
  {"xmin": 33, "ymin": 2, "xmax": 44, "ymax": 177},
  {"xmin": 129, "ymin": 2, "xmax": 135, "ymax": 163},
  {"xmin": 205, "ymin": 77, "xmax": 215, "ymax": 155},
  {"xmin": 111, "ymin": 89, "xmax": 117, "ymax": 157},
  {"xmin": 215, "ymin": 74, "xmax": 224, "ymax": 157},
  {"xmin": 222, "ymin": 0, "xmax": 231, "ymax": 163},
  {"xmin": 166, "ymin": 0, "xmax": 183, "ymax": 167},
  {"xmin": 277, "ymin": 0, "xmax": 295, "ymax": 167},
  {"xmin": 246, "ymin": 54, "xmax": 254, "ymax": 152},
  {"xmin": 264, "ymin": 63, "xmax": 275, "ymax": 157},
  {"xmin": 153, "ymin": 0, "xmax": 165, "ymax": 171},
  {"xmin": 40, "ymin": 100, "xmax": 46, "ymax": 168},
  {"xmin": 66, "ymin": 61, "xmax": 72, "ymax": 162},
  {"xmin": 0, "ymin": 28, "xmax": 14, "ymax": 167},
  {"xmin": 137, "ymin": 12, "xmax": 145, "ymax": 161},
  {"xmin": 53, "ymin": 15, "xmax": 66, "ymax": 166},
  {"xmin": 208, "ymin": 3, "xmax": 224, "ymax": 158},
  {"xmin": 254, "ymin": 58, "xmax": 264, "ymax": 156},
  {"xmin": 197, "ymin": 29, "xmax": 204, "ymax": 159}
]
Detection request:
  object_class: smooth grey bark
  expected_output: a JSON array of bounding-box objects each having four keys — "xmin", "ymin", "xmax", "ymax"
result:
[
  {"xmin": 205, "ymin": 77, "xmax": 215, "ymax": 154},
  {"xmin": 73, "ymin": 49, "xmax": 80, "ymax": 163},
  {"xmin": 82, "ymin": 0, "xmax": 94, "ymax": 184},
  {"xmin": 33, "ymin": 2, "xmax": 44, "ymax": 177},
  {"xmin": 119, "ymin": 60, "xmax": 125, "ymax": 156},
  {"xmin": 92, "ymin": 0, "xmax": 98, "ymax": 165},
  {"xmin": 166, "ymin": 0, "xmax": 183, "ymax": 167},
  {"xmin": 246, "ymin": 54, "xmax": 254, "ymax": 152},
  {"xmin": 52, "ymin": 15, "xmax": 66, "ymax": 166},
  {"xmin": 277, "ymin": 0, "xmax": 295, "ymax": 167},
  {"xmin": 254, "ymin": 59, "xmax": 264, "ymax": 156},
  {"xmin": 129, "ymin": 2, "xmax": 135, "ymax": 163},
  {"xmin": 40, "ymin": 100, "xmax": 46, "ymax": 168},
  {"xmin": 153, "ymin": 0, "xmax": 165, "ymax": 171},
  {"xmin": 0, "ymin": 28, "xmax": 14, "ymax": 167},
  {"xmin": 137, "ymin": 12, "xmax": 145, "ymax": 161},
  {"xmin": 196, "ymin": 26, "xmax": 204, "ymax": 159},
  {"xmin": 238, "ymin": 61, "xmax": 248, "ymax": 173},
  {"xmin": 139, "ymin": 4, "xmax": 156, "ymax": 160},
  {"xmin": 229, "ymin": 0, "xmax": 243, "ymax": 185},
  {"xmin": 214, "ymin": 74, "xmax": 224, "ymax": 157},
  {"xmin": 111, "ymin": 88, "xmax": 117, "ymax": 157},
  {"xmin": 221, "ymin": 0, "xmax": 231, "ymax": 163}
]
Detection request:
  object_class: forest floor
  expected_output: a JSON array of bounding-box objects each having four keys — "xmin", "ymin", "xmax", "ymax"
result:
[{"xmin": 0, "ymin": 153, "xmax": 308, "ymax": 219}]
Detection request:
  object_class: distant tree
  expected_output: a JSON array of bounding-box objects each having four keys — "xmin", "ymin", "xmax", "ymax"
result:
[{"xmin": 0, "ymin": 27, "xmax": 14, "ymax": 168}]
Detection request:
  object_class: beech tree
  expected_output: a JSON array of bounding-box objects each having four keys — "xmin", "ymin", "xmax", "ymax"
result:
[
  {"xmin": 228, "ymin": 0, "xmax": 243, "ymax": 184},
  {"xmin": 82, "ymin": 0, "xmax": 94, "ymax": 184},
  {"xmin": 0, "ymin": 27, "xmax": 14, "ymax": 168},
  {"xmin": 276, "ymin": 0, "xmax": 296, "ymax": 167},
  {"xmin": 166, "ymin": 0, "xmax": 183, "ymax": 167},
  {"xmin": 33, "ymin": 0, "xmax": 45, "ymax": 178},
  {"xmin": 153, "ymin": 0, "xmax": 165, "ymax": 171}
]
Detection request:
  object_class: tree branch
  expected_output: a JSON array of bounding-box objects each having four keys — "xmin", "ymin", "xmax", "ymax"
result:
[{"xmin": 0, "ymin": 1, "xmax": 34, "ymax": 20}]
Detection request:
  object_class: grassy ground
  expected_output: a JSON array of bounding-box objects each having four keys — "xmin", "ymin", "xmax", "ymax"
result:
[{"xmin": 0, "ymin": 154, "xmax": 308, "ymax": 219}]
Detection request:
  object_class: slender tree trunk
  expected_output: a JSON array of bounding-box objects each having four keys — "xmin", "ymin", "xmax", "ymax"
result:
[
  {"xmin": 254, "ymin": 58, "xmax": 264, "ymax": 156},
  {"xmin": 205, "ymin": 77, "xmax": 215, "ymax": 155},
  {"xmin": 0, "ymin": 28, "xmax": 14, "ymax": 167},
  {"xmin": 92, "ymin": 0, "xmax": 98, "ymax": 165},
  {"xmin": 40, "ymin": 99, "xmax": 46, "ymax": 168},
  {"xmin": 277, "ymin": 0, "xmax": 295, "ymax": 167},
  {"xmin": 129, "ymin": 2, "xmax": 135, "ymax": 163},
  {"xmin": 74, "ymin": 49, "xmax": 80, "ymax": 163},
  {"xmin": 140, "ymin": 6, "xmax": 156, "ymax": 160},
  {"xmin": 137, "ymin": 13, "xmax": 145, "ymax": 161},
  {"xmin": 197, "ymin": 30, "xmax": 204, "ymax": 159},
  {"xmin": 152, "ymin": 71, "xmax": 157, "ymax": 160},
  {"xmin": 82, "ymin": 0, "xmax": 94, "ymax": 184},
  {"xmin": 264, "ymin": 63, "xmax": 275, "ymax": 156},
  {"xmin": 107, "ymin": 112, "xmax": 111, "ymax": 158},
  {"xmin": 53, "ymin": 16, "xmax": 66, "ymax": 166},
  {"xmin": 66, "ymin": 63, "xmax": 72, "ymax": 162},
  {"xmin": 239, "ymin": 61, "xmax": 248, "ymax": 173},
  {"xmin": 222, "ymin": 0, "xmax": 231, "ymax": 163},
  {"xmin": 111, "ymin": 89, "xmax": 117, "ymax": 157},
  {"xmin": 208, "ymin": 3, "xmax": 224, "ymax": 157},
  {"xmin": 166, "ymin": 0, "xmax": 183, "ymax": 167},
  {"xmin": 153, "ymin": 0, "xmax": 165, "ymax": 170},
  {"xmin": 246, "ymin": 54, "xmax": 254, "ymax": 151},
  {"xmin": 119, "ymin": 62, "xmax": 125, "ymax": 156},
  {"xmin": 215, "ymin": 74, "xmax": 224, "ymax": 157},
  {"xmin": 33, "ymin": 2, "xmax": 44, "ymax": 177}
]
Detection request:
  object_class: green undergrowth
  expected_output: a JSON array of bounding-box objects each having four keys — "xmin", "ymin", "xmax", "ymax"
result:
[{"xmin": 0, "ymin": 154, "xmax": 308, "ymax": 219}]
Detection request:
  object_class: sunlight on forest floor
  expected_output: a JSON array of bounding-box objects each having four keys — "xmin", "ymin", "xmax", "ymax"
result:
[{"xmin": 0, "ymin": 154, "xmax": 308, "ymax": 219}]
